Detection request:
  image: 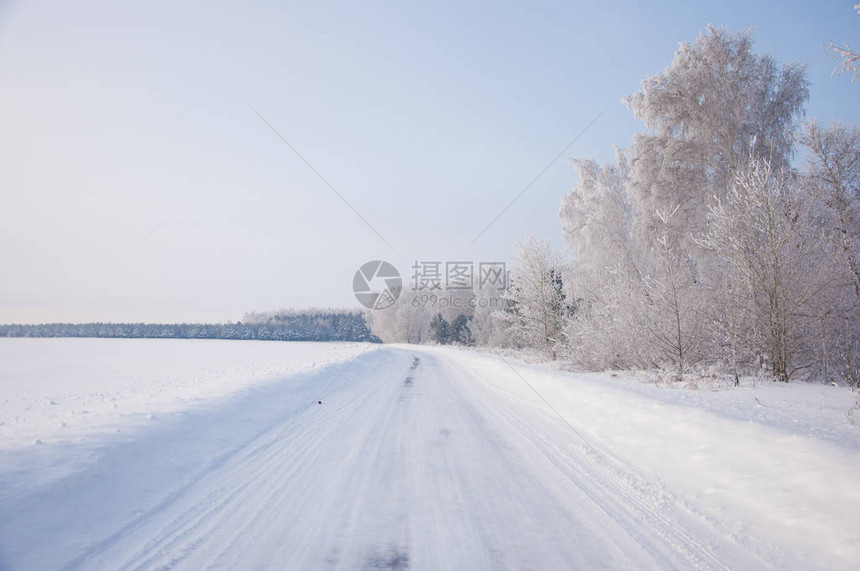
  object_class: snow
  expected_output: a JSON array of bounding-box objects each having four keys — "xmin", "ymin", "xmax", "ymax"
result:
[
  {"xmin": 1, "ymin": 339, "xmax": 859, "ymax": 569},
  {"xmin": 0, "ymin": 338, "xmax": 372, "ymax": 450},
  {"xmin": 434, "ymin": 346, "xmax": 860, "ymax": 568}
]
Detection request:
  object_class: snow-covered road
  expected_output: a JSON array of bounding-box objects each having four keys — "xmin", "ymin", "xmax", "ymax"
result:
[{"xmin": 2, "ymin": 343, "xmax": 858, "ymax": 569}]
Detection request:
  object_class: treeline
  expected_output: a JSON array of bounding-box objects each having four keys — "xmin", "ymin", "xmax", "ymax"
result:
[
  {"xmin": 512, "ymin": 27, "xmax": 860, "ymax": 385},
  {"xmin": 0, "ymin": 311, "xmax": 379, "ymax": 343},
  {"xmin": 369, "ymin": 26, "xmax": 860, "ymax": 386},
  {"xmin": 366, "ymin": 287, "xmax": 508, "ymax": 346}
]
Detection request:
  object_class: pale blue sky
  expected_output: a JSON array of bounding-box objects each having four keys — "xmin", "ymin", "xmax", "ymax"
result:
[{"xmin": 1, "ymin": 0, "xmax": 857, "ymax": 323}]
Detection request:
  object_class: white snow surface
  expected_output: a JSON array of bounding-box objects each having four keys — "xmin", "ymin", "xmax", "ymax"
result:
[
  {"xmin": 1, "ymin": 339, "xmax": 859, "ymax": 569},
  {"xmin": 0, "ymin": 338, "xmax": 372, "ymax": 450}
]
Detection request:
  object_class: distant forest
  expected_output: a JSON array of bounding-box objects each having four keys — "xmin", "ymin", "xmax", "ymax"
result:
[{"xmin": 0, "ymin": 311, "xmax": 379, "ymax": 343}]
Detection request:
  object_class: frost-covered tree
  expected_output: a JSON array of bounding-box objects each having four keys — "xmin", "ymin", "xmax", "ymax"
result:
[
  {"xmin": 559, "ymin": 25, "xmax": 809, "ymax": 376},
  {"xmin": 699, "ymin": 158, "xmax": 831, "ymax": 381},
  {"xmin": 365, "ymin": 297, "xmax": 432, "ymax": 343},
  {"xmin": 559, "ymin": 152, "xmax": 650, "ymax": 368},
  {"xmin": 502, "ymin": 236, "xmax": 567, "ymax": 359},
  {"xmin": 469, "ymin": 287, "xmax": 513, "ymax": 347},
  {"xmin": 367, "ymin": 287, "xmax": 496, "ymax": 346},
  {"xmin": 642, "ymin": 207, "xmax": 704, "ymax": 378},
  {"xmin": 802, "ymin": 121, "xmax": 860, "ymax": 319},
  {"xmin": 801, "ymin": 121, "xmax": 860, "ymax": 384},
  {"xmin": 829, "ymin": 4, "xmax": 860, "ymax": 84},
  {"xmin": 625, "ymin": 26, "xmax": 808, "ymax": 246},
  {"xmin": 560, "ymin": 151, "xmax": 641, "ymax": 289}
]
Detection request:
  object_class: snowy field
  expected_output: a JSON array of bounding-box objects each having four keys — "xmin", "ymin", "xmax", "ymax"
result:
[
  {"xmin": 0, "ymin": 338, "xmax": 373, "ymax": 450},
  {"xmin": 1, "ymin": 339, "xmax": 859, "ymax": 569}
]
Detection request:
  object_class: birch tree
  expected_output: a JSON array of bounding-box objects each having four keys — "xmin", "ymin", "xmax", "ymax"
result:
[
  {"xmin": 699, "ymin": 158, "xmax": 830, "ymax": 381},
  {"xmin": 801, "ymin": 121, "xmax": 860, "ymax": 384},
  {"xmin": 625, "ymin": 26, "xmax": 808, "ymax": 246},
  {"xmin": 503, "ymin": 236, "xmax": 567, "ymax": 359},
  {"xmin": 802, "ymin": 121, "xmax": 860, "ymax": 320}
]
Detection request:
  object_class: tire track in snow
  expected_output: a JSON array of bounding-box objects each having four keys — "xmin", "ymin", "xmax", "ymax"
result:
[{"xmin": 64, "ymin": 350, "xmax": 407, "ymax": 570}]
